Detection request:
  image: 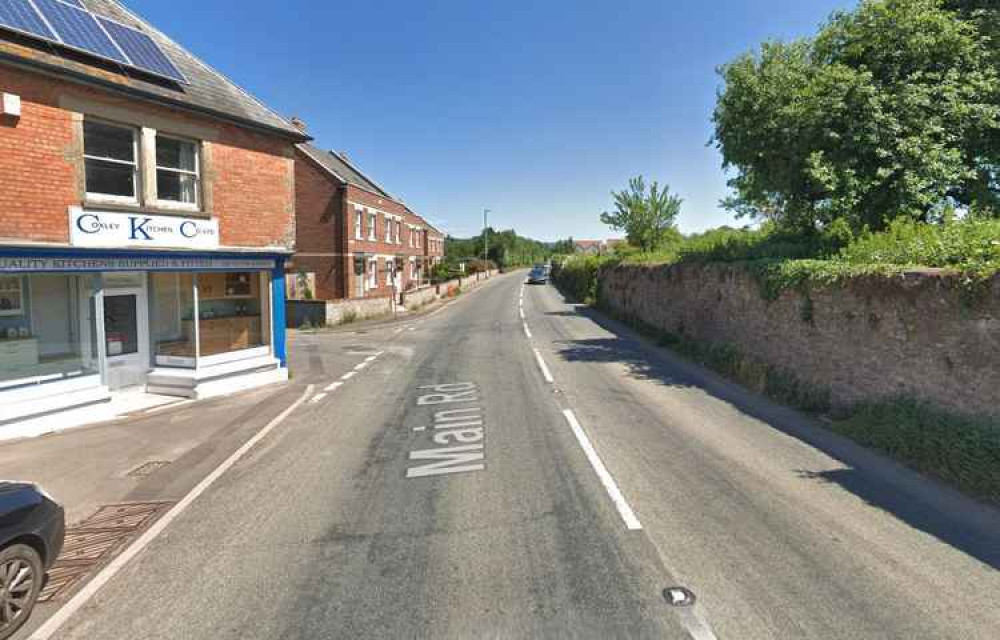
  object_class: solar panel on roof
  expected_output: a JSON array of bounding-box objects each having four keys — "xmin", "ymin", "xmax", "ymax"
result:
[
  {"xmin": 33, "ymin": 0, "xmax": 127, "ymax": 64},
  {"xmin": 97, "ymin": 17, "xmax": 184, "ymax": 82},
  {"xmin": 0, "ymin": 0, "xmax": 56, "ymax": 40}
]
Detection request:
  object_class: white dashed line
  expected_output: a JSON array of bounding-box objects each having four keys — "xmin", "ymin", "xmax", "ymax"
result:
[
  {"xmin": 519, "ymin": 308, "xmax": 525, "ymax": 320},
  {"xmin": 523, "ymin": 323, "xmax": 533, "ymax": 339},
  {"xmin": 532, "ymin": 348, "xmax": 554, "ymax": 383},
  {"xmin": 354, "ymin": 362, "xmax": 368, "ymax": 370},
  {"xmin": 365, "ymin": 355, "xmax": 378, "ymax": 362},
  {"xmin": 324, "ymin": 381, "xmax": 344, "ymax": 392},
  {"xmin": 341, "ymin": 371, "xmax": 357, "ymax": 381},
  {"xmin": 561, "ymin": 409, "xmax": 642, "ymax": 530},
  {"xmin": 310, "ymin": 393, "xmax": 328, "ymax": 404}
]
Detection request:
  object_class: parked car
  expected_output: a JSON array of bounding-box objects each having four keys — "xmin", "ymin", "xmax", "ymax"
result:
[
  {"xmin": 0, "ymin": 482, "xmax": 64, "ymax": 640},
  {"xmin": 527, "ymin": 266, "xmax": 549, "ymax": 284}
]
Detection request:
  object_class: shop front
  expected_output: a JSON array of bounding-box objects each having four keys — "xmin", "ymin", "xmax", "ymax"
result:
[{"xmin": 0, "ymin": 211, "xmax": 289, "ymax": 433}]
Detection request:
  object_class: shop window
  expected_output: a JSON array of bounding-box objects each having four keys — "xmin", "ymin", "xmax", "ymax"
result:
[
  {"xmin": 0, "ymin": 275, "xmax": 99, "ymax": 388},
  {"xmin": 0, "ymin": 276, "xmax": 24, "ymax": 316},
  {"xmin": 84, "ymin": 120, "xmax": 139, "ymax": 203},
  {"xmin": 155, "ymin": 135, "xmax": 200, "ymax": 208},
  {"xmin": 196, "ymin": 272, "xmax": 268, "ymax": 358},
  {"xmin": 151, "ymin": 273, "xmax": 196, "ymax": 366}
]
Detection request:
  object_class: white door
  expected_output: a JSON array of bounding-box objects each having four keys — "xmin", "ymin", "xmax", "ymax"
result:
[{"xmin": 102, "ymin": 286, "xmax": 149, "ymax": 390}]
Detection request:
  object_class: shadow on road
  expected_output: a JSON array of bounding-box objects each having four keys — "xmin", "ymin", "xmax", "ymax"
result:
[
  {"xmin": 795, "ymin": 469, "xmax": 1000, "ymax": 571},
  {"xmin": 549, "ymin": 299, "xmax": 1000, "ymax": 573}
]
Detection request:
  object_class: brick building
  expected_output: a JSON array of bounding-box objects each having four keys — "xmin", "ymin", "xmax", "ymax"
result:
[
  {"xmin": 0, "ymin": 0, "xmax": 308, "ymax": 435},
  {"xmin": 291, "ymin": 142, "xmax": 444, "ymax": 302}
]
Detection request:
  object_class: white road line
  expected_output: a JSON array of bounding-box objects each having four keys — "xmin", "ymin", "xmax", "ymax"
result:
[
  {"xmin": 532, "ymin": 348, "xmax": 554, "ymax": 383},
  {"xmin": 519, "ymin": 308, "xmax": 525, "ymax": 320},
  {"xmin": 341, "ymin": 371, "xmax": 357, "ymax": 380},
  {"xmin": 523, "ymin": 322, "xmax": 533, "ymax": 339},
  {"xmin": 324, "ymin": 381, "xmax": 344, "ymax": 392},
  {"xmin": 394, "ymin": 328, "xmax": 403, "ymax": 333},
  {"xmin": 561, "ymin": 409, "xmax": 642, "ymax": 531},
  {"xmin": 28, "ymin": 385, "xmax": 315, "ymax": 640},
  {"xmin": 354, "ymin": 362, "xmax": 368, "ymax": 370},
  {"xmin": 375, "ymin": 351, "xmax": 385, "ymax": 356},
  {"xmin": 365, "ymin": 355, "xmax": 378, "ymax": 362},
  {"xmin": 310, "ymin": 393, "xmax": 327, "ymax": 404}
]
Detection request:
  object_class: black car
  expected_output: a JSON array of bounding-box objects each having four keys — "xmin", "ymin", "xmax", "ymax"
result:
[
  {"xmin": 0, "ymin": 482, "xmax": 64, "ymax": 640},
  {"xmin": 527, "ymin": 266, "xmax": 548, "ymax": 284}
]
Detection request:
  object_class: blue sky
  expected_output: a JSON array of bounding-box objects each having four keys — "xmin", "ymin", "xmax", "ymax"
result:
[{"xmin": 130, "ymin": 0, "xmax": 854, "ymax": 240}]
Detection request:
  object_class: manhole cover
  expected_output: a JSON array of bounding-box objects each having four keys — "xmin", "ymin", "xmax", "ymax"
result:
[
  {"xmin": 663, "ymin": 587, "xmax": 696, "ymax": 607},
  {"xmin": 127, "ymin": 460, "xmax": 171, "ymax": 477}
]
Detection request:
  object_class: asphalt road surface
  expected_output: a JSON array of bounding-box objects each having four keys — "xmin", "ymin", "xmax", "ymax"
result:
[{"xmin": 52, "ymin": 272, "xmax": 1000, "ymax": 639}]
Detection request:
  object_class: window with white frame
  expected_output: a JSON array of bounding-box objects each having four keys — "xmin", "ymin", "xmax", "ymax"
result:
[
  {"xmin": 155, "ymin": 134, "xmax": 200, "ymax": 207},
  {"xmin": 84, "ymin": 120, "xmax": 139, "ymax": 203},
  {"xmin": 368, "ymin": 258, "xmax": 378, "ymax": 289},
  {"xmin": 368, "ymin": 212, "xmax": 377, "ymax": 241},
  {"xmin": 394, "ymin": 221, "xmax": 401, "ymax": 244},
  {"xmin": 384, "ymin": 217, "xmax": 392, "ymax": 243},
  {"xmin": 355, "ymin": 208, "xmax": 363, "ymax": 239}
]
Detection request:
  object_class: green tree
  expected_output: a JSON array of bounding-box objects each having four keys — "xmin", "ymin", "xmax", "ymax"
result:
[
  {"xmin": 600, "ymin": 176, "xmax": 683, "ymax": 251},
  {"xmin": 713, "ymin": 0, "xmax": 1000, "ymax": 233}
]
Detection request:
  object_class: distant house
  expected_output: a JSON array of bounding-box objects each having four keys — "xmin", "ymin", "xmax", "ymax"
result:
[
  {"xmin": 291, "ymin": 142, "xmax": 443, "ymax": 302},
  {"xmin": 574, "ymin": 239, "xmax": 624, "ymax": 255},
  {"xmin": 574, "ymin": 240, "xmax": 604, "ymax": 255}
]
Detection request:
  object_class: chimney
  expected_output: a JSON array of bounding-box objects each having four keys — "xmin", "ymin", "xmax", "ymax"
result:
[{"xmin": 290, "ymin": 116, "xmax": 307, "ymax": 133}]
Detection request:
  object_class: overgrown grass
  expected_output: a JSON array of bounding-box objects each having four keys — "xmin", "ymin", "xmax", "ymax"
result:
[
  {"xmin": 555, "ymin": 218, "xmax": 1000, "ymax": 305},
  {"xmin": 831, "ymin": 399, "xmax": 1000, "ymax": 505}
]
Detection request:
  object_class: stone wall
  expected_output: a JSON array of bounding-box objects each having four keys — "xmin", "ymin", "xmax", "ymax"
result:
[
  {"xmin": 287, "ymin": 270, "xmax": 499, "ymax": 327},
  {"xmin": 401, "ymin": 286, "xmax": 438, "ymax": 309},
  {"xmin": 599, "ymin": 263, "xmax": 1000, "ymax": 418}
]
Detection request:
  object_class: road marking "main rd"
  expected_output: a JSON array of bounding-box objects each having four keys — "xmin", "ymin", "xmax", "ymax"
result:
[{"xmin": 407, "ymin": 384, "xmax": 485, "ymax": 478}]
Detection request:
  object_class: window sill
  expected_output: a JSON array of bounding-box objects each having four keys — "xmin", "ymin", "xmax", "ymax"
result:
[{"xmin": 83, "ymin": 200, "xmax": 212, "ymax": 219}]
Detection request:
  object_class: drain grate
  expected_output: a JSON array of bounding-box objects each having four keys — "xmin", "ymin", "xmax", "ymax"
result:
[
  {"xmin": 127, "ymin": 460, "xmax": 171, "ymax": 477},
  {"xmin": 76, "ymin": 501, "xmax": 172, "ymax": 531},
  {"xmin": 38, "ymin": 562, "xmax": 93, "ymax": 603},
  {"xmin": 38, "ymin": 501, "xmax": 174, "ymax": 603}
]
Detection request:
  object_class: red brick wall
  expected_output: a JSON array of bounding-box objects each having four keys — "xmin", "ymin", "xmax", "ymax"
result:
[
  {"xmin": 292, "ymin": 151, "xmax": 344, "ymax": 299},
  {"xmin": 0, "ymin": 66, "xmax": 78, "ymax": 243},
  {"xmin": 0, "ymin": 63, "xmax": 295, "ymax": 249}
]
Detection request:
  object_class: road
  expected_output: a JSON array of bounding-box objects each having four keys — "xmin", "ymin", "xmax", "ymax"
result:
[{"xmin": 50, "ymin": 271, "xmax": 1000, "ymax": 639}]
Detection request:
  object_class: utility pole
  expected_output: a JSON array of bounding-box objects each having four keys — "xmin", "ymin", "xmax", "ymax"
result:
[{"xmin": 482, "ymin": 208, "xmax": 490, "ymax": 262}]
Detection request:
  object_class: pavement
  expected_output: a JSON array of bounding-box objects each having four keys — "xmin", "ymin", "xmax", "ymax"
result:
[{"xmin": 9, "ymin": 269, "xmax": 1000, "ymax": 639}]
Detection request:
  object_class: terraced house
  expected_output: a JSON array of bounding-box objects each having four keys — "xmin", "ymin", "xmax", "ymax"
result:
[
  {"xmin": 292, "ymin": 141, "xmax": 444, "ymax": 302},
  {"xmin": 0, "ymin": 0, "xmax": 309, "ymax": 437}
]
